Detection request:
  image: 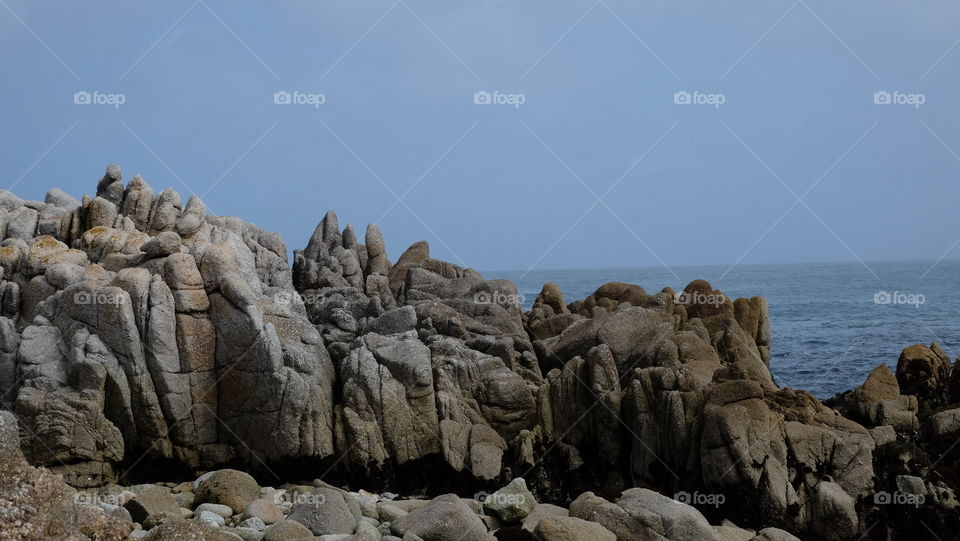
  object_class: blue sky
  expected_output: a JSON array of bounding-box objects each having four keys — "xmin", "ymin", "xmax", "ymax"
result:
[{"xmin": 0, "ymin": 0, "xmax": 958, "ymax": 272}]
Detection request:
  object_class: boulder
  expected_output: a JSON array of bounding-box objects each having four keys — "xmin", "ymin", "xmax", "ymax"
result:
[
  {"xmin": 195, "ymin": 469, "xmax": 261, "ymax": 514},
  {"xmin": 391, "ymin": 494, "xmax": 492, "ymax": 541},
  {"xmin": 896, "ymin": 344, "xmax": 952, "ymax": 404},
  {"xmin": 263, "ymin": 520, "xmax": 315, "ymax": 541},
  {"xmin": 570, "ymin": 489, "xmax": 718, "ymax": 541},
  {"xmin": 534, "ymin": 516, "xmax": 616, "ymax": 541},
  {"xmin": 483, "ymin": 478, "xmax": 535, "ymax": 523},
  {"xmin": 287, "ymin": 488, "xmax": 359, "ymax": 535}
]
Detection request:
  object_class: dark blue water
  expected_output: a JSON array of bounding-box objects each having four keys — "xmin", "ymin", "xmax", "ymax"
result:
[{"xmin": 487, "ymin": 260, "xmax": 959, "ymax": 398}]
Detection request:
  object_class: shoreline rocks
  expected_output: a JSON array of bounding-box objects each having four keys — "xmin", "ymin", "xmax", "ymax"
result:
[{"xmin": 0, "ymin": 165, "xmax": 958, "ymax": 540}]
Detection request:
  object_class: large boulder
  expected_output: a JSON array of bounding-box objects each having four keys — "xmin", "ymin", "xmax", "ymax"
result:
[
  {"xmin": 570, "ymin": 489, "xmax": 718, "ymax": 541},
  {"xmin": 896, "ymin": 343, "xmax": 953, "ymax": 405},
  {"xmin": 534, "ymin": 516, "xmax": 617, "ymax": 541},
  {"xmin": 287, "ymin": 487, "xmax": 358, "ymax": 535},
  {"xmin": 391, "ymin": 493, "xmax": 493, "ymax": 541},
  {"xmin": 195, "ymin": 469, "xmax": 261, "ymax": 514}
]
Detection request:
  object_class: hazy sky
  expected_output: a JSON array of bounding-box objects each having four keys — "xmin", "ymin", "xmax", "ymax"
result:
[{"xmin": 1, "ymin": 1, "xmax": 958, "ymax": 273}]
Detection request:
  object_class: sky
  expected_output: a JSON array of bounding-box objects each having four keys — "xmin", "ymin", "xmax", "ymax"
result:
[{"xmin": 0, "ymin": 0, "xmax": 958, "ymax": 274}]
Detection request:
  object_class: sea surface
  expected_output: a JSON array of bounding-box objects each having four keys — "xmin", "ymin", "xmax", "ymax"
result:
[{"xmin": 487, "ymin": 260, "xmax": 959, "ymax": 398}]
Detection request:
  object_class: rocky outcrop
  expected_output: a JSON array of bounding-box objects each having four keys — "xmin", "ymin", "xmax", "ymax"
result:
[
  {"xmin": 0, "ymin": 410, "xmax": 134, "ymax": 539},
  {"xmin": 2, "ymin": 165, "xmax": 958, "ymax": 540}
]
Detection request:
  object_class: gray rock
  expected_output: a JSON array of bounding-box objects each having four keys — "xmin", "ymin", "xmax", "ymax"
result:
[
  {"xmin": 930, "ymin": 408, "xmax": 960, "ymax": 436},
  {"xmin": 142, "ymin": 231, "xmax": 182, "ymax": 258},
  {"xmin": 123, "ymin": 485, "xmax": 181, "ymax": 524},
  {"xmin": 570, "ymin": 489, "xmax": 718, "ymax": 541},
  {"xmin": 391, "ymin": 494, "xmax": 491, "ymax": 541},
  {"xmin": 196, "ymin": 502, "xmax": 235, "ymax": 518},
  {"xmin": 482, "ymin": 478, "xmax": 535, "ymax": 523},
  {"xmin": 199, "ymin": 509, "xmax": 227, "ymax": 527},
  {"xmin": 287, "ymin": 487, "xmax": 358, "ymax": 535},
  {"xmin": 97, "ymin": 163, "xmax": 124, "ymax": 206}
]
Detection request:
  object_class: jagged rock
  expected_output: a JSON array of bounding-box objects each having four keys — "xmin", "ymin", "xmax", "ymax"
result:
[
  {"xmin": 97, "ymin": 164, "xmax": 125, "ymax": 206},
  {"xmin": 896, "ymin": 343, "xmax": 952, "ymax": 405},
  {"xmin": 832, "ymin": 364, "xmax": 918, "ymax": 431},
  {"xmin": 483, "ymin": 478, "xmax": 535, "ymax": 523},
  {"xmin": 0, "ymin": 411, "xmax": 134, "ymax": 539},
  {"xmin": 0, "ymin": 165, "xmax": 940, "ymax": 541},
  {"xmin": 733, "ymin": 297, "xmax": 771, "ymax": 365},
  {"xmin": 389, "ymin": 241, "xmax": 430, "ymax": 292},
  {"xmin": 339, "ymin": 332, "xmax": 440, "ymax": 469},
  {"xmin": 533, "ymin": 282, "xmax": 568, "ymax": 315},
  {"xmin": 46, "ymin": 188, "xmax": 81, "ymax": 209}
]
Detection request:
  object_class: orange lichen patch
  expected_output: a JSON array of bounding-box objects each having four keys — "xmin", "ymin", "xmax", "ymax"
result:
[
  {"xmin": 31, "ymin": 235, "xmax": 64, "ymax": 249},
  {"xmin": 0, "ymin": 245, "xmax": 20, "ymax": 257}
]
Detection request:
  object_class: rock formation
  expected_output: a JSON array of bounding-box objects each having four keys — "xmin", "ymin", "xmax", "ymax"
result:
[{"xmin": 0, "ymin": 165, "xmax": 958, "ymax": 540}]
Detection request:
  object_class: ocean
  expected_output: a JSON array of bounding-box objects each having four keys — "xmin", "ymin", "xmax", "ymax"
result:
[{"xmin": 488, "ymin": 260, "xmax": 959, "ymax": 398}]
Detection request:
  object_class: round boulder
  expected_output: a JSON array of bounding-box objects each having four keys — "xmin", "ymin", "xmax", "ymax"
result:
[{"xmin": 195, "ymin": 469, "xmax": 261, "ymax": 514}]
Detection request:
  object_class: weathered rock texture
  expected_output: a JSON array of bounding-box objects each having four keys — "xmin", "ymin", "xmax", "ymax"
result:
[{"xmin": 1, "ymin": 165, "xmax": 959, "ymax": 540}]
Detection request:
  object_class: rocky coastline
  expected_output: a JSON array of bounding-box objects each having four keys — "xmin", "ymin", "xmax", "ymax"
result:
[{"xmin": 1, "ymin": 165, "xmax": 959, "ymax": 540}]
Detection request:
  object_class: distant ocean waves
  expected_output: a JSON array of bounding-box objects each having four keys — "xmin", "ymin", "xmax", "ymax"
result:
[{"xmin": 489, "ymin": 260, "xmax": 959, "ymax": 398}]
